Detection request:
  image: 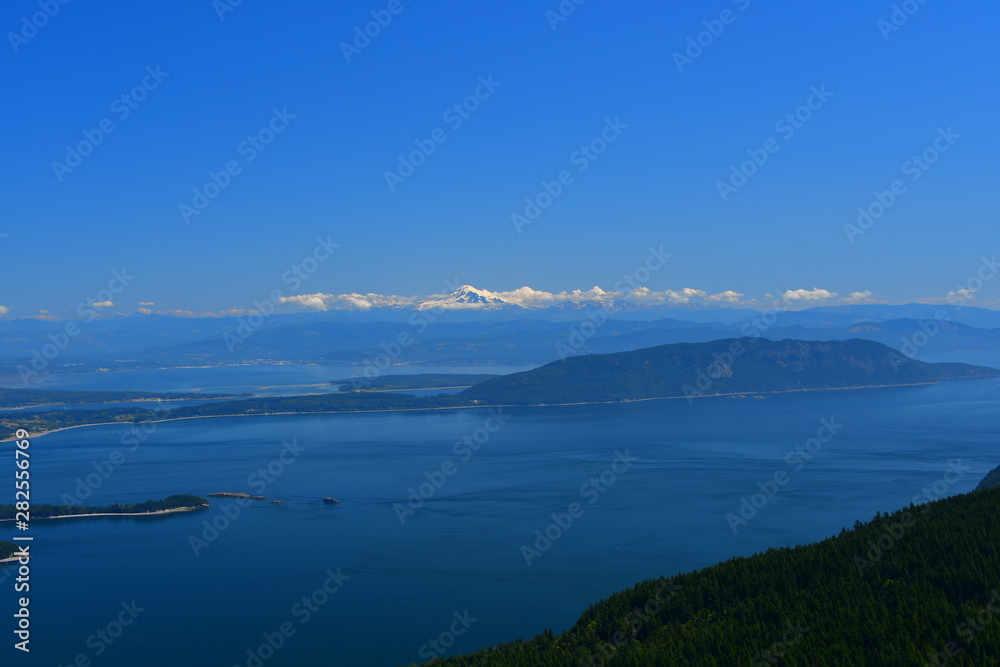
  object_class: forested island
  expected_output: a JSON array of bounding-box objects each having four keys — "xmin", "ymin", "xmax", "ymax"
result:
[
  {"xmin": 0, "ymin": 495, "xmax": 209, "ymax": 521},
  {"xmin": 0, "ymin": 540, "xmax": 17, "ymax": 560},
  {"xmin": 2, "ymin": 339, "xmax": 997, "ymax": 440},
  {"xmin": 459, "ymin": 338, "xmax": 1000, "ymax": 405},
  {"xmin": 432, "ymin": 484, "xmax": 1000, "ymax": 666}
]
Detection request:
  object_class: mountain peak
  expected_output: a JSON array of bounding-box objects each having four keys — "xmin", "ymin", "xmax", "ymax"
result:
[{"xmin": 417, "ymin": 284, "xmax": 511, "ymax": 310}]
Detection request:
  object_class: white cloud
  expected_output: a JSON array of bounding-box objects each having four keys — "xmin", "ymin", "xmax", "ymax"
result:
[
  {"xmin": 706, "ymin": 290, "xmax": 744, "ymax": 304},
  {"xmin": 667, "ymin": 288, "xmax": 707, "ymax": 304},
  {"xmin": 281, "ymin": 293, "xmax": 331, "ymax": 311},
  {"xmin": 279, "ymin": 292, "xmax": 417, "ymax": 311},
  {"xmin": 139, "ymin": 301, "xmax": 155, "ymax": 306},
  {"xmin": 92, "ymin": 300, "xmax": 114, "ymax": 308},
  {"xmin": 0, "ymin": 305, "xmax": 8, "ymax": 316},
  {"xmin": 782, "ymin": 288, "xmax": 837, "ymax": 302},
  {"xmin": 138, "ymin": 307, "xmax": 152, "ymax": 315},
  {"xmin": 629, "ymin": 287, "xmax": 707, "ymax": 305},
  {"xmin": 551, "ymin": 286, "xmax": 616, "ymax": 303},
  {"xmin": 493, "ymin": 286, "xmax": 558, "ymax": 307},
  {"xmin": 949, "ymin": 288, "xmax": 976, "ymax": 300},
  {"xmin": 842, "ymin": 290, "xmax": 877, "ymax": 303}
]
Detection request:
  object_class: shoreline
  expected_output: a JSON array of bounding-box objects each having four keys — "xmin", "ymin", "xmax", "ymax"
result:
[
  {"xmin": 0, "ymin": 380, "xmax": 951, "ymax": 441},
  {"xmin": 0, "ymin": 505, "xmax": 208, "ymax": 523}
]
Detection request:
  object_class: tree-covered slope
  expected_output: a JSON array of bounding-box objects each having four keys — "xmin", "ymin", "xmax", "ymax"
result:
[
  {"xmin": 458, "ymin": 338, "xmax": 1000, "ymax": 405},
  {"xmin": 431, "ymin": 487, "xmax": 1000, "ymax": 666},
  {"xmin": 977, "ymin": 464, "xmax": 1000, "ymax": 491}
]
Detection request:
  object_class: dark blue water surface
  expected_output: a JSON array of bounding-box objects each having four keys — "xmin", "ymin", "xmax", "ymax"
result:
[{"xmin": 1, "ymin": 378, "xmax": 998, "ymax": 666}]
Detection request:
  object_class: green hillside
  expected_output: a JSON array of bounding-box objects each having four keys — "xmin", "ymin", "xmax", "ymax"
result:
[
  {"xmin": 458, "ymin": 338, "xmax": 1000, "ymax": 405},
  {"xmin": 431, "ymin": 487, "xmax": 1000, "ymax": 666},
  {"xmin": 977, "ymin": 464, "xmax": 1000, "ymax": 491}
]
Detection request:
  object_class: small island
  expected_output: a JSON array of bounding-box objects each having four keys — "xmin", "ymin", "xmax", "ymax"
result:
[
  {"xmin": 208, "ymin": 492, "xmax": 267, "ymax": 500},
  {"xmin": 0, "ymin": 495, "xmax": 210, "ymax": 522},
  {"xmin": 0, "ymin": 540, "xmax": 18, "ymax": 562}
]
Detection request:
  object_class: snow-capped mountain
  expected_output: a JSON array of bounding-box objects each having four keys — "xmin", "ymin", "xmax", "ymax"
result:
[
  {"xmin": 415, "ymin": 285, "xmax": 643, "ymax": 312},
  {"xmin": 416, "ymin": 285, "xmax": 512, "ymax": 310}
]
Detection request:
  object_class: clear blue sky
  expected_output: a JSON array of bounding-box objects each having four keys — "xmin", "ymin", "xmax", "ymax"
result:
[{"xmin": 3, "ymin": 0, "xmax": 998, "ymax": 317}]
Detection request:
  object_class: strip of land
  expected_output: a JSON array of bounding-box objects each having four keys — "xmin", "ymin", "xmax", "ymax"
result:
[
  {"xmin": 0, "ymin": 495, "xmax": 210, "ymax": 521},
  {"xmin": 3, "ymin": 339, "xmax": 997, "ymax": 441},
  {"xmin": 0, "ymin": 381, "xmax": 945, "ymax": 441}
]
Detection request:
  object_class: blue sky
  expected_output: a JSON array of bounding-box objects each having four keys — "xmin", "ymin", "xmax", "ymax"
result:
[{"xmin": 2, "ymin": 0, "xmax": 998, "ymax": 317}]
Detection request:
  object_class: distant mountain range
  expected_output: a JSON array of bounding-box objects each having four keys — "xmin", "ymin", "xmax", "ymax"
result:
[
  {"xmin": 1, "ymin": 296, "xmax": 999, "ymax": 375},
  {"xmin": 458, "ymin": 338, "xmax": 1000, "ymax": 405}
]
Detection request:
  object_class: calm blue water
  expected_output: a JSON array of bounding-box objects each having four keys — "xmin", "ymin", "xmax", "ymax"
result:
[{"xmin": 1, "ymin": 378, "xmax": 998, "ymax": 666}]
